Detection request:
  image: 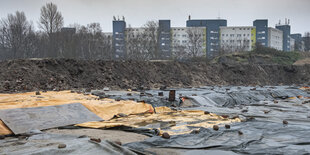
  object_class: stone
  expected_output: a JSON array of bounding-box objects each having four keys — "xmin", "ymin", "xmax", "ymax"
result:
[
  {"xmin": 221, "ymin": 115, "xmax": 229, "ymax": 119},
  {"xmin": 78, "ymin": 135, "xmax": 87, "ymax": 138},
  {"xmin": 162, "ymin": 132, "xmax": 170, "ymax": 139},
  {"xmin": 213, "ymin": 125, "xmax": 219, "ymax": 131},
  {"xmin": 158, "ymin": 92, "xmax": 164, "ymax": 96},
  {"xmin": 283, "ymin": 120, "xmax": 288, "ymax": 125},
  {"xmin": 204, "ymin": 111, "xmax": 210, "ymax": 115},
  {"xmin": 238, "ymin": 131, "xmax": 243, "ymax": 135},
  {"xmin": 58, "ymin": 143, "xmax": 66, "ymax": 149},
  {"xmin": 241, "ymin": 109, "xmax": 248, "ymax": 113},
  {"xmin": 114, "ymin": 140, "xmax": 122, "ymax": 145},
  {"xmin": 90, "ymin": 138, "xmax": 101, "ymax": 143},
  {"xmin": 0, "ymin": 135, "xmax": 5, "ymax": 140},
  {"xmin": 35, "ymin": 91, "xmax": 41, "ymax": 95},
  {"xmin": 274, "ymin": 100, "xmax": 279, "ymax": 104},
  {"xmin": 192, "ymin": 129, "xmax": 200, "ymax": 134},
  {"xmin": 117, "ymin": 113, "xmax": 128, "ymax": 117},
  {"xmin": 225, "ymin": 124, "xmax": 230, "ymax": 129},
  {"xmin": 18, "ymin": 136, "xmax": 27, "ymax": 140}
]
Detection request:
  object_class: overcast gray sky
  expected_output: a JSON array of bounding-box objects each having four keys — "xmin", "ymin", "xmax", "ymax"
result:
[{"xmin": 0, "ymin": 0, "xmax": 309, "ymax": 34}]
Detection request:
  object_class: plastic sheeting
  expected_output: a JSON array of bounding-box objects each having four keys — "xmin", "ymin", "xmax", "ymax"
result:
[
  {"xmin": 0, "ymin": 103, "xmax": 103, "ymax": 134},
  {"xmin": 123, "ymin": 86, "xmax": 310, "ymax": 154},
  {"xmin": 0, "ymin": 133, "xmax": 137, "ymax": 155},
  {"xmin": 0, "ymin": 91, "xmax": 154, "ymax": 135}
]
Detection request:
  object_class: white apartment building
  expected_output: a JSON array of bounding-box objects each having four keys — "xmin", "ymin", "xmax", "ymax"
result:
[
  {"xmin": 220, "ymin": 26, "xmax": 256, "ymax": 52},
  {"xmin": 268, "ymin": 28, "xmax": 283, "ymax": 50},
  {"xmin": 171, "ymin": 27, "xmax": 206, "ymax": 57}
]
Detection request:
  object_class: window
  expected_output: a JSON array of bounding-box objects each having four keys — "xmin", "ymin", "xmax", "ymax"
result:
[
  {"xmin": 237, "ymin": 34, "xmax": 241, "ymax": 37},
  {"xmin": 230, "ymin": 34, "xmax": 234, "ymax": 37},
  {"xmin": 182, "ymin": 35, "xmax": 187, "ymax": 37},
  {"xmin": 226, "ymin": 34, "xmax": 228, "ymax": 37},
  {"xmin": 243, "ymin": 34, "xmax": 246, "ymax": 37},
  {"xmin": 222, "ymin": 34, "xmax": 225, "ymax": 37}
]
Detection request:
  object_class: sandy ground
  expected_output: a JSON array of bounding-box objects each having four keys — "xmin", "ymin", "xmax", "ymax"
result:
[{"xmin": 44, "ymin": 128, "xmax": 149, "ymax": 144}]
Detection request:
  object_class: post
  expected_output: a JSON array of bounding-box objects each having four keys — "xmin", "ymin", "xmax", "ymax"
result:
[{"xmin": 169, "ymin": 90, "xmax": 176, "ymax": 101}]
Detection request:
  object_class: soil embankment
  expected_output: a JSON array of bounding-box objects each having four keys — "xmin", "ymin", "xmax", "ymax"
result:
[{"xmin": 0, "ymin": 59, "xmax": 309, "ymax": 93}]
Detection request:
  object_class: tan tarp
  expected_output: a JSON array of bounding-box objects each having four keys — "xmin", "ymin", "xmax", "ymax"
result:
[
  {"xmin": 0, "ymin": 91, "xmax": 241, "ymax": 136},
  {"xmin": 0, "ymin": 91, "xmax": 154, "ymax": 135},
  {"xmin": 77, "ymin": 107, "xmax": 241, "ymax": 135}
]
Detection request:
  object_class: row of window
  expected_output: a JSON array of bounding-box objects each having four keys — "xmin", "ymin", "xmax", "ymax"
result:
[
  {"xmin": 173, "ymin": 34, "xmax": 205, "ymax": 37},
  {"xmin": 230, "ymin": 28, "xmax": 253, "ymax": 31},
  {"xmin": 222, "ymin": 34, "xmax": 253, "ymax": 37},
  {"xmin": 221, "ymin": 40, "xmax": 253, "ymax": 43}
]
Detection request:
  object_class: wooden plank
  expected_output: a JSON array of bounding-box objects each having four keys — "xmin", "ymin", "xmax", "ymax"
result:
[{"xmin": 0, "ymin": 103, "xmax": 103, "ymax": 134}]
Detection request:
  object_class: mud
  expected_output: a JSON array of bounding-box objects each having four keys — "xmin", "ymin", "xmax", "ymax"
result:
[{"xmin": 0, "ymin": 59, "xmax": 309, "ymax": 93}]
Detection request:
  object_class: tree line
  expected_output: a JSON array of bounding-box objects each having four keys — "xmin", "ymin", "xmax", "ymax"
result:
[
  {"xmin": 0, "ymin": 3, "xmax": 113, "ymax": 61},
  {"xmin": 1, "ymin": 2, "xmax": 310, "ymax": 61}
]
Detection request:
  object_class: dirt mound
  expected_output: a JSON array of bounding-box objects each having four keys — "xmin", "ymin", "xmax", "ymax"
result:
[
  {"xmin": 294, "ymin": 58, "xmax": 310, "ymax": 65},
  {"xmin": 0, "ymin": 59, "xmax": 309, "ymax": 93}
]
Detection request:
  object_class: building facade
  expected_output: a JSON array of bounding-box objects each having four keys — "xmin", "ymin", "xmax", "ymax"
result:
[
  {"xmin": 171, "ymin": 27, "xmax": 207, "ymax": 58},
  {"xmin": 290, "ymin": 33, "xmax": 304, "ymax": 51},
  {"xmin": 276, "ymin": 24, "xmax": 291, "ymax": 51},
  {"xmin": 219, "ymin": 26, "xmax": 256, "ymax": 52},
  {"xmin": 268, "ymin": 27, "xmax": 283, "ymax": 50},
  {"xmin": 253, "ymin": 19, "xmax": 268, "ymax": 47},
  {"xmin": 158, "ymin": 20, "xmax": 172, "ymax": 59},
  {"xmin": 186, "ymin": 19, "xmax": 227, "ymax": 58},
  {"xmin": 113, "ymin": 19, "xmax": 126, "ymax": 59}
]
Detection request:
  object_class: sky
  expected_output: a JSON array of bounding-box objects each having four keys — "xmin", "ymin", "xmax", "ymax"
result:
[{"xmin": 0, "ymin": 0, "xmax": 309, "ymax": 34}]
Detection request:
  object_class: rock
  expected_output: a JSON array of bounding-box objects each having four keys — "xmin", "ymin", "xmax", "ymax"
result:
[
  {"xmin": 78, "ymin": 135, "xmax": 87, "ymax": 138},
  {"xmin": 114, "ymin": 140, "xmax": 122, "ymax": 145},
  {"xmin": 263, "ymin": 110, "xmax": 271, "ymax": 114},
  {"xmin": 241, "ymin": 109, "xmax": 248, "ymax": 113},
  {"xmin": 127, "ymin": 93, "xmax": 132, "ymax": 96},
  {"xmin": 191, "ymin": 129, "xmax": 200, "ymax": 134},
  {"xmin": 283, "ymin": 120, "xmax": 288, "ymax": 125},
  {"xmin": 204, "ymin": 111, "xmax": 210, "ymax": 115},
  {"xmin": 103, "ymin": 87, "xmax": 110, "ymax": 91},
  {"xmin": 0, "ymin": 135, "xmax": 5, "ymax": 140},
  {"xmin": 35, "ymin": 91, "xmax": 41, "ymax": 95},
  {"xmin": 213, "ymin": 125, "xmax": 219, "ymax": 131},
  {"xmin": 90, "ymin": 138, "xmax": 101, "ymax": 143},
  {"xmin": 239, "ymin": 115, "xmax": 247, "ymax": 122},
  {"xmin": 302, "ymin": 100, "xmax": 310, "ymax": 104},
  {"xmin": 221, "ymin": 115, "xmax": 229, "ymax": 119},
  {"xmin": 274, "ymin": 100, "xmax": 279, "ymax": 104},
  {"xmin": 18, "ymin": 136, "xmax": 27, "ymax": 140},
  {"xmin": 58, "ymin": 143, "xmax": 66, "ymax": 149},
  {"xmin": 250, "ymin": 87, "xmax": 256, "ymax": 91},
  {"xmin": 160, "ymin": 86, "xmax": 167, "ymax": 90},
  {"xmin": 117, "ymin": 113, "xmax": 128, "ymax": 117},
  {"xmin": 158, "ymin": 92, "xmax": 164, "ymax": 96},
  {"xmin": 162, "ymin": 132, "xmax": 170, "ymax": 139},
  {"xmin": 238, "ymin": 131, "xmax": 243, "ymax": 135},
  {"xmin": 225, "ymin": 124, "xmax": 230, "ymax": 129},
  {"xmin": 70, "ymin": 90, "xmax": 75, "ymax": 93}
]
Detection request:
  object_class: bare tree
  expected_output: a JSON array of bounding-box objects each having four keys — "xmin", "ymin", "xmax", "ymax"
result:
[
  {"xmin": 39, "ymin": 2, "xmax": 63, "ymax": 36},
  {"xmin": 186, "ymin": 28, "xmax": 205, "ymax": 58},
  {"xmin": 126, "ymin": 28, "xmax": 150, "ymax": 60},
  {"xmin": 0, "ymin": 11, "xmax": 33, "ymax": 58},
  {"xmin": 143, "ymin": 21, "xmax": 159, "ymax": 59}
]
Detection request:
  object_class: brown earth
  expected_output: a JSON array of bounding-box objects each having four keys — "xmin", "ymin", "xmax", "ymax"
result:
[{"xmin": 0, "ymin": 58, "xmax": 309, "ymax": 93}]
